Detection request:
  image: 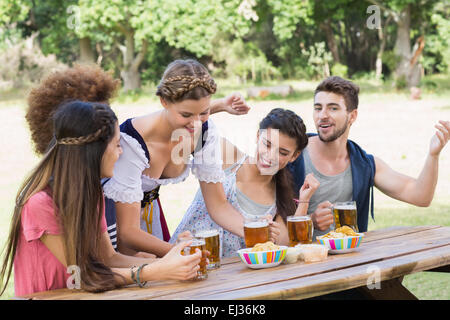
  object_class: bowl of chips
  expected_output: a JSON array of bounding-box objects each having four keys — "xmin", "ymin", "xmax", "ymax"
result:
[
  {"xmin": 316, "ymin": 226, "xmax": 364, "ymax": 254},
  {"xmin": 237, "ymin": 242, "xmax": 288, "ymax": 269}
]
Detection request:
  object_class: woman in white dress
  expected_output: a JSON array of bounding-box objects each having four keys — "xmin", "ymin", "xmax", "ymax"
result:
[
  {"xmin": 170, "ymin": 108, "xmax": 320, "ymax": 257},
  {"xmin": 103, "ymin": 59, "xmax": 251, "ymax": 257}
]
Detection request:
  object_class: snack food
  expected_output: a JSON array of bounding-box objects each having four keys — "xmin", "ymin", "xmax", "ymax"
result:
[
  {"xmin": 250, "ymin": 241, "xmax": 280, "ymax": 252},
  {"xmin": 296, "ymin": 244, "xmax": 328, "ymax": 262},
  {"xmin": 283, "ymin": 247, "xmax": 301, "ymax": 264},
  {"xmin": 321, "ymin": 226, "xmax": 359, "ymax": 239}
]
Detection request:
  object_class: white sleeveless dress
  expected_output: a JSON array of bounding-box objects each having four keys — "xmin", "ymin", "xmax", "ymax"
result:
[{"xmin": 170, "ymin": 155, "xmax": 277, "ymax": 257}]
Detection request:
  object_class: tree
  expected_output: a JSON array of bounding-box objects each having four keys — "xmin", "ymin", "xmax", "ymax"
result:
[
  {"xmin": 0, "ymin": 0, "xmax": 97, "ymax": 65},
  {"xmin": 77, "ymin": 0, "xmax": 251, "ymax": 91},
  {"xmin": 366, "ymin": 0, "xmax": 439, "ymax": 87}
]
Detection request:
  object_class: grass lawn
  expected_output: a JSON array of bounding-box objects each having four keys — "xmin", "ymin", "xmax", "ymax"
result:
[
  {"xmin": 0, "ymin": 74, "xmax": 449, "ymax": 300},
  {"xmin": 368, "ymin": 200, "xmax": 450, "ymax": 299}
]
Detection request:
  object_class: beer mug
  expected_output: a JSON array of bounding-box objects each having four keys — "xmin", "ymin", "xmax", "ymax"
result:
[
  {"xmin": 332, "ymin": 201, "xmax": 358, "ymax": 232},
  {"xmin": 243, "ymin": 217, "xmax": 269, "ymax": 248},
  {"xmin": 178, "ymin": 234, "xmax": 208, "ymax": 280},
  {"xmin": 287, "ymin": 215, "xmax": 313, "ymax": 246},
  {"xmin": 194, "ymin": 229, "xmax": 221, "ymax": 270}
]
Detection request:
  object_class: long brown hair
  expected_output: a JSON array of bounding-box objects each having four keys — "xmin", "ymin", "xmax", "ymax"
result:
[
  {"xmin": 0, "ymin": 101, "xmax": 120, "ymax": 295},
  {"xmin": 259, "ymin": 108, "xmax": 308, "ymax": 222}
]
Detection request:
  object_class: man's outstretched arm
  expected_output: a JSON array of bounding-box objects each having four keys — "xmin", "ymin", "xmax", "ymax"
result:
[{"xmin": 374, "ymin": 120, "xmax": 449, "ymax": 206}]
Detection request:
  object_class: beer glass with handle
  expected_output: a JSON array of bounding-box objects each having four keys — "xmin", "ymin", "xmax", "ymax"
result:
[
  {"xmin": 243, "ymin": 216, "xmax": 270, "ymax": 248},
  {"xmin": 332, "ymin": 201, "xmax": 358, "ymax": 232}
]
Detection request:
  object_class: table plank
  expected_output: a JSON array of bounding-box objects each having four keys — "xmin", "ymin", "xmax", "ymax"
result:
[
  {"xmin": 139, "ymin": 226, "xmax": 450, "ymax": 300},
  {"xmin": 23, "ymin": 226, "xmax": 450, "ymax": 300},
  {"xmin": 181, "ymin": 244, "xmax": 450, "ymax": 300},
  {"xmin": 363, "ymin": 225, "xmax": 441, "ymax": 242}
]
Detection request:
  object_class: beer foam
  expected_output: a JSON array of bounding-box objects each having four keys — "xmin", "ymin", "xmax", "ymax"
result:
[
  {"xmin": 287, "ymin": 216, "xmax": 311, "ymax": 222},
  {"xmin": 195, "ymin": 229, "xmax": 219, "ymax": 238},
  {"xmin": 334, "ymin": 205, "xmax": 356, "ymax": 210},
  {"xmin": 191, "ymin": 238, "xmax": 205, "ymax": 246},
  {"xmin": 245, "ymin": 221, "xmax": 268, "ymax": 228}
]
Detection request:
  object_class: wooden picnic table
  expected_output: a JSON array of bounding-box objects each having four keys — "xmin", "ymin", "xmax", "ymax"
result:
[{"xmin": 22, "ymin": 225, "xmax": 450, "ymax": 300}]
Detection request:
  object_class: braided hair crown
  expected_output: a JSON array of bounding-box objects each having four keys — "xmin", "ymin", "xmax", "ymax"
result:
[
  {"xmin": 156, "ymin": 59, "xmax": 217, "ymax": 103},
  {"xmin": 54, "ymin": 101, "xmax": 117, "ymax": 146},
  {"xmin": 259, "ymin": 108, "xmax": 308, "ymax": 151}
]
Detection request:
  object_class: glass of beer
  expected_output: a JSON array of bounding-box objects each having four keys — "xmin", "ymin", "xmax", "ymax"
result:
[
  {"xmin": 195, "ymin": 229, "xmax": 221, "ymax": 269},
  {"xmin": 178, "ymin": 235, "xmax": 208, "ymax": 280},
  {"xmin": 332, "ymin": 201, "xmax": 358, "ymax": 232},
  {"xmin": 287, "ymin": 215, "xmax": 313, "ymax": 246},
  {"xmin": 243, "ymin": 217, "xmax": 269, "ymax": 248}
]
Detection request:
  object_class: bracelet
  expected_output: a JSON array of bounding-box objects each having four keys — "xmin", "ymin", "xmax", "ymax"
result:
[
  {"xmin": 293, "ymin": 199, "xmax": 309, "ymax": 204},
  {"xmin": 136, "ymin": 264, "xmax": 149, "ymax": 288},
  {"xmin": 130, "ymin": 265, "xmax": 138, "ymax": 284}
]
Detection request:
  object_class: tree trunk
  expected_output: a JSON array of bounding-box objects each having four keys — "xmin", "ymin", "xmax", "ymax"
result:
[
  {"xmin": 393, "ymin": 4, "xmax": 412, "ymax": 84},
  {"xmin": 375, "ymin": 16, "xmax": 391, "ymax": 81},
  {"xmin": 320, "ymin": 21, "xmax": 340, "ymax": 63},
  {"xmin": 79, "ymin": 37, "xmax": 96, "ymax": 64},
  {"xmin": 119, "ymin": 29, "xmax": 148, "ymax": 92},
  {"xmin": 393, "ymin": 4, "xmax": 426, "ymax": 88},
  {"xmin": 120, "ymin": 68, "xmax": 141, "ymax": 91}
]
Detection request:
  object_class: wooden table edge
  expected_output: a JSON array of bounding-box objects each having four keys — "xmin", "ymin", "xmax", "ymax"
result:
[{"xmin": 199, "ymin": 244, "xmax": 450, "ymax": 300}]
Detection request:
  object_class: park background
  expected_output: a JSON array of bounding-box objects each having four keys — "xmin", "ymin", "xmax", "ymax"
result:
[{"xmin": 0, "ymin": 0, "xmax": 449, "ymax": 299}]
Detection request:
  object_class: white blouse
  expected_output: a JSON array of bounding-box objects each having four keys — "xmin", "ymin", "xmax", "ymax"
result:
[{"xmin": 103, "ymin": 119, "xmax": 226, "ymax": 203}]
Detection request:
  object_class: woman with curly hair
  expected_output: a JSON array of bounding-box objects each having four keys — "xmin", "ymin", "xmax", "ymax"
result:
[
  {"xmin": 25, "ymin": 61, "xmax": 250, "ymax": 257},
  {"xmin": 0, "ymin": 101, "xmax": 202, "ymax": 297},
  {"xmin": 25, "ymin": 64, "xmax": 121, "ymax": 155}
]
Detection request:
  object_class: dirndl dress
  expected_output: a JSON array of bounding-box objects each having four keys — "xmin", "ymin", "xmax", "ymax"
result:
[{"xmin": 102, "ymin": 117, "xmax": 225, "ymax": 250}]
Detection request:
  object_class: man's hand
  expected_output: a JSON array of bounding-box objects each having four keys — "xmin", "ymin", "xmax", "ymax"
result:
[
  {"xmin": 310, "ymin": 201, "xmax": 334, "ymax": 231},
  {"xmin": 429, "ymin": 120, "xmax": 450, "ymax": 157}
]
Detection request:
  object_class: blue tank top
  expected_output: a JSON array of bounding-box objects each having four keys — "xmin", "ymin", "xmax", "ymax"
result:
[{"xmin": 288, "ymin": 133, "xmax": 375, "ymax": 232}]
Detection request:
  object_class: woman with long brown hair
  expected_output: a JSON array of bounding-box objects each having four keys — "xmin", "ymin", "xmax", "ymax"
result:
[
  {"xmin": 171, "ymin": 108, "xmax": 320, "ymax": 256},
  {"xmin": 0, "ymin": 100, "xmax": 202, "ymax": 297},
  {"xmin": 103, "ymin": 59, "xmax": 251, "ymax": 257},
  {"xmin": 24, "ymin": 62, "xmax": 250, "ymax": 256}
]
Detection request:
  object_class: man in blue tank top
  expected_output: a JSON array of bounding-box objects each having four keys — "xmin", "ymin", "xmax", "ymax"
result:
[{"xmin": 288, "ymin": 76, "xmax": 449, "ymax": 234}]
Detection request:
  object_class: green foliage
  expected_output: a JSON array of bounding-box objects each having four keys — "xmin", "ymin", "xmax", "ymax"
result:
[
  {"xmin": 395, "ymin": 75, "xmax": 408, "ymax": 90},
  {"xmin": 382, "ymin": 50, "xmax": 401, "ymax": 75},
  {"xmin": 301, "ymin": 42, "xmax": 332, "ymax": 79},
  {"xmin": 212, "ymin": 38, "xmax": 279, "ymax": 83},
  {"xmin": 421, "ymin": 4, "xmax": 450, "ymax": 74},
  {"xmin": 0, "ymin": 0, "xmax": 80, "ymax": 63},
  {"xmin": 0, "ymin": 35, "xmax": 65, "ymax": 90},
  {"xmin": 331, "ymin": 63, "xmax": 348, "ymax": 78},
  {"xmin": 0, "ymin": 0, "xmax": 449, "ymax": 89},
  {"xmin": 0, "ymin": 0, "xmax": 29, "ymax": 25},
  {"xmin": 78, "ymin": 0, "xmax": 251, "ymax": 58},
  {"xmin": 266, "ymin": 0, "xmax": 311, "ymax": 41}
]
